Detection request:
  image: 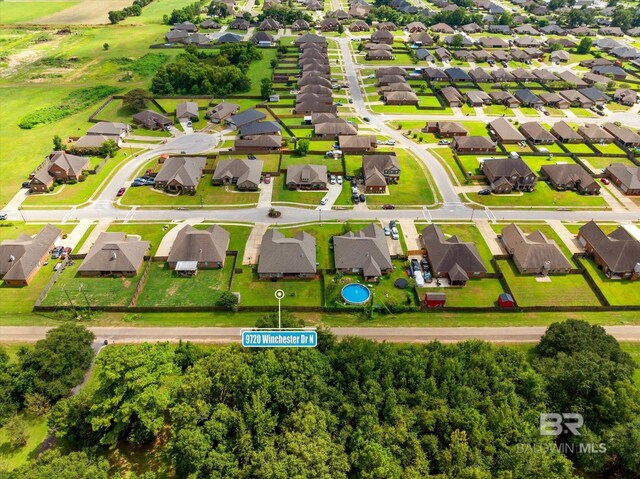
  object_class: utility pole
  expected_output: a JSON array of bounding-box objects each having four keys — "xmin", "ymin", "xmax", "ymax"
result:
[
  {"xmin": 63, "ymin": 287, "xmax": 76, "ymax": 315},
  {"xmin": 79, "ymin": 284, "xmax": 91, "ymax": 312}
]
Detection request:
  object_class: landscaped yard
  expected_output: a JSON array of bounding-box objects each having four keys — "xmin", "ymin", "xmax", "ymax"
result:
[
  {"xmin": 426, "ymin": 279, "xmax": 506, "ymax": 307},
  {"xmin": 581, "ymin": 258, "xmax": 640, "ymax": 306},
  {"xmin": 467, "ymin": 181, "xmax": 608, "ymax": 208},
  {"xmin": 232, "ymin": 270, "xmax": 323, "ymax": 307},
  {"xmin": 271, "ymin": 177, "xmax": 326, "ymax": 206},
  {"xmin": 106, "ymin": 222, "xmax": 174, "ymax": 255},
  {"xmin": 498, "ymin": 260, "xmax": 601, "ymax": 307},
  {"xmin": 137, "ymin": 261, "xmax": 234, "ymax": 307}
]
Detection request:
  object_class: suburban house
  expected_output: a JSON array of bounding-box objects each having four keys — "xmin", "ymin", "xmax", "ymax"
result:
[
  {"xmin": 154, "ymin": 156, "xmax": 206, "ymax": 193},
  {"xmin": 578, "ymin": 124, "xmax": 615, "ymax": 144},
  {"xmin": 78, "ymin": 232, "xmax": 150, "ymax": 277},
  {"xmin": 478, "ymin": 37, "xmax": 509, "ymax": 48},
  {"xmin": 333, "ymin": 224, "xmax": 393, "ymax": 281},
  {"xmin": 229, "ymin": 17, "xmax": 250, "ymax": 29},
  {"xmin": 490, "ymin": 91, "xmax": 520, "ymax": 108},
  {"xmin": 420, "ymin": 224, "xmax": 487, "ymax": 286},
  {"xmin": 602, "ymin": 123, "xmax": 640, "ymax": 148},
  {"xmin": 167, "ymin": 225, "xmax": 230, "ymax": 272},
  {"xmin": 206, "ymin": 103, "xmax": 240, "ymax": 123},
  {"xmin": 465, "ymin": 90, "xmax": 491, "ymax": 107},
  {"xmin": 559, "ymin": 90, "xmax": 593, "ymax": 108},
  {"xmin": 422, "ymin": 121, "xmax": 468, "ymax": 137},
  {"xmin": 367, "ymin": 50, "xmax": 393, "ymax": 60},
  {"xmin": 339, "ymin": 135, "xmax": 377, "ymax": 153},
  {"xmin": 614, "ymin": 88, "xmax": 637, "ymax": 106},
  {"xmin": 87, "ymin": 121, "xmax": 129, "ymax": 139},
  {"xmin": 132, "ymin": 110, "xmax": 173, "ymax": 130},
  {"xmin": 314, "ymin": 119, "xmax": 358, "ymax": 137},
  {"xmin": 409, "ymin": 32, "xmax": 434, "ymax": 46},
  {"xmin": 539, "ymin": 92, "xmax": 570, "ymax": 110},
  {"xmin": 258, "ymin": 17, "xmax": 282, "ymax": 30},
  {"xmin": 286, "ymin": 164, "xmax": 328, "ymax": 190},
  {"xmin": 540, "ymin": 163, "xmax": 600, "ymax": 194},
  {"xmin": 234, "ymin": 134, "xmax": 281, "ymax": 152},
  {"xmin": 514, "ymin": 89, "xmax": 543, "ymax": 107},
  {"xmin": 519, "ymin": 122, "xmax": 556, "ymax": 144},
  {"xmin": 363, "ymin": 154, "xmax": 401, "ymax": 193},
  {"xmin": 446, "ymin": 67, "xmax": 470, "ymax": 83},
  {"xmin": 238, "ymin": 121, "xmax": 281, "ymax": 138},
  {"xmin": 453, "ymin": 136, "xmax": 497, "ymax": 153},
  {"xmin": 212, "ymin": 159, "xmax": 263, "ymax": 190},
  {"xmin": 0, "ymin": 224, "xmax": 61, "ymax": 286},
  {"xmin": 217, "ymin": 33, "xmax": 242, "ymax": 44},
  {"xmin": 551, "ymin": 121, "xmax": 583, "ymax": 143},
  {"xmin": 469, "ymin": 68, "xmax": 492, "ymax": 83},
  {"xmin": 176, "ymin": 102, "xmax": 199, "ymax": 121},
  {"xmin": 383, "ymin": 91, "xmax": 419, "ymax": 105},
  {"xmin": 291, "ymin": 19, "xmax": 310, "ymax": 31},
  {"xmin": 29, "ymin": 151, "xmax": 90, "ymax": 193},
  {"xmin": 489, "ymin": 118, "xmax": 526, "ymax": 144},
  {"xmin": 430, "ymin": 22, "xmax": 453, "ymax": 33},
  {"xmin": 605, "ymin": 164, "xmax": 640, "ymax": 195},
  {"xmin": 257, "ymin": 230, "xmax": 317, "ymax": 279},
  {"xmin": 500, "ymin": 224, "xmax": 572, "ymax": 275},
  {"xmin": 440, "ymin": 86, "xmax": 464, "ymax": 107},
  {"xmin": 578, "ymin": 221, "xmax": 640, "ymax": 280},
  {"xmin": 227, "ymin": 109, "xmax": 266, "ymax": 129},
  {"xmin": 371, "ymin": 30, "xmax": 394, "ymax": 44},
  {"xmin": 482, "ymin": 158, "xmax": 536, "ymax": 193}
]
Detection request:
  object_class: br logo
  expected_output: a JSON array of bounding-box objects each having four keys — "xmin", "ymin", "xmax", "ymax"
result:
[{"xmin": 540, "ymin": 413, "xmax": 584, "ymax": 436}]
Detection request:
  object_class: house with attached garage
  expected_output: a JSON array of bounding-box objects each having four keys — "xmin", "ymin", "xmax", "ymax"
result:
[
  {"xmin": 613, "ymin": 88, "xmax": 637, "ymax": 106},
  {"xmin": 362, "ymin": 154, "xmax": 400, "ymax": 193},
  {"xmin": 489, "ymin": 91, "xmax": 520, "ymax": 108},
  {"xmin": 286, "ymin": 164, "xmax": 328, "ymax": 190},
  {"xmin": 540, "ymin": 163, "xmax": 600, "ymax": 195},
  {"xmin": 482, "ymin": 157, "xmax": 536, "ymax": 193},
  {"xmin": 78, "ymin": 232, "xmax": 150, "ymax": 277},
  {"xmin": 383, "ymin": 90, "xmax": 419, "ymax": 105},
  {"xmin": 238, "ymin": 121, "xmax": 281, "ymax": 138},
  {"xmin": 175, "ymin": 102, "xmax": 199, "ymax": 121},
  {"xmin": 371, "ymin": 29, "xmax": 394, "ymax": 44},
  {"xmin": 602, "ymin": 123, "xmax": 640, "ymax": 148},
  {"xmin": 513, "ymin": 89, "xmax": 542, "ymax": 107},
  {"xmin": 29, "ymin": 151, "xmax": 90, "ymax": 193},
  {"xmin": 132, "ymin": 110, "xmax": 173, "ymax": 130},
  {"xmin": 420, "ymin": 224, "xmax": 487, "ymax": 286},
  {"xmin": 212, "ymin": 159, "xmax": 263, "ymax": 190},
  {"xmin": 578, "ymin": 221, "xmax": 640, "ymax": 280},
  {"xmin": 206, "ymin": 102, "xmax": 240, "ymax": 123},
  {"xmin": 605, "ymin": 164, "xmax": 640, "ymax": 195},
  {"xmin": 87, "ymin": 121, "xmax": 129, "ymax": 139},
  {"xmin": 489, "ymin": 118, "xmax": 526, "ymax": 144},
  {"xmin": 333, "ymin": 224, "xmax": 393, "ymax": 281},
  {"xmin": 0, "ymin": 224, "xmax": 61, "ymax": 286},
  {"xmin": 550, "ymin": 121, "xmax": 583, "ymax": 143},
  {"xmin": 227, "ymin": 109, "xmax": 266, "ymax": 129},
  {"xmin": 234, "ymin": 135, "xmax": 281, "ymax": 152},
  {"xmin": 518, "ymin": 122, "xmax": 556, "ymax": 144},
  {"xmin": 578, "ymin": 124, "xmax": 614, "ymax": 144},
  {"xmin": 258, "ymin": 229, "xmax": 317, "ymax": 279},
  {"xmin": 500, "ymin": 224, "xmax": 572, "ymax": 275},
  {"xmin": 339, "ymin": 135, "xmax": 377, "ymax": 153},
  {"xmin": 314, "ymin": 119, "xmax": 358, "ymax": 138},
  {"xmin": 539, "ymin": 92, "xmax": 570, "ymax": 110},
  {"xmin": 154, "ymin": 156, "xmax": 206, "ymax": 193},
  {"xmin": 453, "ymin": 136, "xmax": 496, "ymax": 153},
  {"xmin": 423, "ymin": 121, "xmax": 468, "ymax": 137},
  {"xmin": 167, "ymin": 225, "xmax": 230, "ymax": 272}
]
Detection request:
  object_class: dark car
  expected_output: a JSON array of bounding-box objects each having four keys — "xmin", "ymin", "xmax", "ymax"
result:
[
  {"xmin": 22, "ymin": 181, "xmax": 30, "ymax": 188},
  {"xmin": 478, "ymin": 189, "xmax": 491, "ymax": 195},
  {"xmin": 410, "ymin": 259, "xmax": 420, "ymax": 272},
  {"xmin": 420, "ymin": 259, "xmax": 429, "ymax": 270},
  {"xmin": 353, "ymin": 196, "xmax": 359, "ymax": 204},
  {"xmin": 390, "ymin": 220, "xmax": 396, "ymax": 228},
  {"xmin": 248, "ymin": 154, "xmax": 257, "ymax": 160},
  {"xmin": 359, "ymin": 194, "xmax": 365, "ymax": 203},
  {"xmin": 117, "ymin": 187, "xmax": 126, "ymax": 197},
  {"xmin": 363, "ymin": 117, "xmax": 370, "ymax": 122},
  {"xmin": 0, "ymin": 213, "xmax": 7, "ymax": 221},
  {"xmin": 382, "ymin": 204, "xmax": 395, "ymax": 210},
  {"xmin": 51, "ymin": 246, "xmax": 63, "ymax": 259}
]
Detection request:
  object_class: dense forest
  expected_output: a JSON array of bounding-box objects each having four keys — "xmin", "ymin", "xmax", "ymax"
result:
[{"xmin": 0, "ymin": 318, "xmax": 639, "ymax": 478}]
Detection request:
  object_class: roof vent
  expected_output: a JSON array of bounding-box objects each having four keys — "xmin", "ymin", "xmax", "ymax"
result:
[
  {"xmin": 111, "ymin": 251, "xmax": 117, "ymax": 261},
  {"xmin": 8, "ymin": 255, "xmax": 15, "ymax": 262}
]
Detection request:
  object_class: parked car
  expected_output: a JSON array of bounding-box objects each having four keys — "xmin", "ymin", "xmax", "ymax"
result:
[
  {"xmin": 0, "ymin": 213, "xmax": 7, "ymax": 221},
  {"xmin": 601, "ymin": 178, "xmax": 610, "ymax": 185},
  {"xmin": 52, "ymin": 246, "xmax": 63, "ymax": 259},
  {"xmin": 248, "ymin": 154, "xmax": 257, "ymax": 160},
  {"xmin": 390, "ymin": 220, "xmax": 397, "ymax": 228},
  {"xmin": 60, "ymin": 247, "xmax": 72, "ymax": 260},
  {"xmin": 353, "ymin": 196, "xmax": 359, "ymax": 204},
  {"xmin": 348, "ymin": 99, "xmax": 353, "ymax": 104},
  {"xmin": 320, "ymin": 197, "xmax": 328, "ymax": 205},
  {"xmin": 424, "ymin": 271, "xmax": 432, "ymax": 282},
  {"xmin": 386, "ymin": 140, "xmax": 395, "ymax": 145},
  {"xmin": 420, "ymin": 259, "xmax": 429, "ymax": 270},
  {"xmin": 186, "ymin": 121, "xmax": 193, "ymax": 127},
  {"xmin": 391, "ymin": 226, "xmax": 399, "ymax": 236},
  {"xmin": 437, "ymin": 139, "xmax": 451, "ymax": 145},
  {"xmin": 117, "ymin": 187, "xmax": 126, "ymax": 197},
  {"xmin": 337, "ymin": 176, "xmax": 343, "ymax": 185},
  {"xmin": 391, "ymin": 231, "xmax": 399, "ymax": 240},
  {"xmin": 131, "ymin": 181, "xmax": 144, "ymax": 187},
  {"xmin": 359, "ymin": 194, "xmax": 365, "ymax": 203},
  {"xmin": 382, "ymin": 204, "xmax": 395, "ymax": 210},
  {"xmin": 478, "ymin": 189, "xmax": 491, "ymax": 195},
  {"xmin": 411, "ymin": 259, "xmax": 420, "ymax": 272},
  {"xmin": 264, "ymin": 173, "xmax": 271, "ymax": 184},
  {"xmin": 330, "ymin": 175, "xmax": 336, "ymax": 185},
  {"xmin": 363, "ymin": 117, "xmax": 370, "ymax": 122},
  {"xmin": 384, "ymin": 227, "xmax": 391, "ymax": 236},
  {"xmin": 22, "ymin": 181, "xmax": 30, "ymax": 188}
]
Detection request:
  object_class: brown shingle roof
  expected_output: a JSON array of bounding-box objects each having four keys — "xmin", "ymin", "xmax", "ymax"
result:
[
  {"xmin": 333, "ymin": 224, "xmax": 392, "ymax": 276},
  {"xmin": 168, "ymin": 225, "xmax": 230, "ymax": 265},
  {"xmin": 258, "ymin": 229, "xmax": 317, "ymax": 275},
  {"xmin": 421, "ymin": 224, "xmax": 487, "ymax": 280},
  {"xmin": 0, "ymin": 224, "xmax": 61, "ymax": 282}
]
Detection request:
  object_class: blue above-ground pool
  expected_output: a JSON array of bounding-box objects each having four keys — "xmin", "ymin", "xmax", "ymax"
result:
[{"xmin": 341, "ymin": 283, "xmax": 371, "ymax": 305}]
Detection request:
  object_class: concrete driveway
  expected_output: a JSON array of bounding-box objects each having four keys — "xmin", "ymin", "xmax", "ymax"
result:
[
  {"xmin": 179, "ymin": 119, "xmax": 194, "ymax": 135},
  {"xmin": 258, "ymin": 180, "xmax": 273, "ymax": 207},
  {"xmin": 317, "ymin": 183, "xmax": 343, "ymax": 210},
  {"xmin": 243, "ymin": 222, "xmax": 268, "ymax": 265}
]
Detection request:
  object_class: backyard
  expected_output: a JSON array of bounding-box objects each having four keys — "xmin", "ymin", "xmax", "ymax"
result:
[{"xmin": 581, "ymin": 258, "xmax": 640, "ymax": 306}]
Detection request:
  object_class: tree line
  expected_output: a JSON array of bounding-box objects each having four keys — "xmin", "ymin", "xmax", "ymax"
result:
[
  {"xmin": 108, "ymin": 0, "xmax": 154, "ymax": 24},
  {"xmin": 2, "ymin": 318, "xmax": 637, "ymax": 478}
]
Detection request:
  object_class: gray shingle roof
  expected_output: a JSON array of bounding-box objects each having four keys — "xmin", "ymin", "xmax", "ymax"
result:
[
  {"xmin": 421, "ymin": 224, "xmax": 487, "ymax": 279},
  {"xmin": 155, "ymin": 157, "xmax": 206, "ymax": 188},
  {"xmin": 168, "ymin": 225, "xmax": 230, "ymax": 265},
  {"xmin": 334, "ymin": 224, "xmax": 392, "ymax": 276},
  {"xmin": 79, "ymin": 232, "xmax": 149, "ymax": 274},
  {"xmin": 501, "ymin": 224, "xmax": 573, "ymax": 271},
  {"xmin": 258, "ymin": 229, "xmax": 317, "ymax": 275}
]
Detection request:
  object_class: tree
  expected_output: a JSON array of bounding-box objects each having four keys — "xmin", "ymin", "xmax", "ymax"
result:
[
  {"xmin": 576, "ymin": 36, "xmax": 593, "ymax": 54},
  {"xmin": 122, "ymin": 88, "xmax": 152, "ymax": 112},
  {"xmin": 449, "ymin": 33, "xmax": 464, "ymax": 48},
  {"xmin": 102, "ymin": 43, "xmax": 109, "ymax": 50},
  {"xmin": 295, "ymin": 138, "xmax": 310, "ymax": 156},
  {"xmin": 24, "ymin": 392, "xmax": 50, "ymax": 417},
  {"xmin": 270, "ymin": 58, "xmax": 278, "ymax": 68},
  {"xmin": 260, "ymin": 78, "xmax": 273, "ymax": 100},
  {"xmin": 99, "ymin": 139, "xmax": 119, "ymax": 158},
  {"xmin": 338, "ymin": 23, "xmax": 344, "ymax": 34},
  {"xmin": 217, "ymin": 291, "xmax": 239, "ymax": 311},
  {"xmin": 5, "ymin": 415, "xmax": 28, "ymax": 447},
  {"xmin": 10, "ymin": 450, "xmax": 110, "ymax": 479},
  {"xmin": 53, "ymin": 135, "xmax": 65, "ymax": 151}
]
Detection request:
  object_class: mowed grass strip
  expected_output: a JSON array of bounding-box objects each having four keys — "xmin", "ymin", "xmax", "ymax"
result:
[{"xmin": 498, "ymin": 259, "xmax": 601, "ymax": 307}]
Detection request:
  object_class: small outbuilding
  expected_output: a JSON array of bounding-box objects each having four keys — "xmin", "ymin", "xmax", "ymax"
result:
[
  {"xmin": 498, "ymin": 293, "xmax": 515, "ymax": 308},
  {"xmin": 424, "ymin": 292, "xmax": 446, "ymax": 308}
]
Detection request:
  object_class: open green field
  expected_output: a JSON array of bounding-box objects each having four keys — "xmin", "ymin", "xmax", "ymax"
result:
[
  {"xmin": 581, "ymin": 258, "xmax": 640, "ymax": 306},
  {"xmin": 498, "ymin": 260, "xmax": 601, "ymax": 307},
  {"xmin": 467, "ymin": 181, "xmax": 608, "ymax": 208},
  {"xmin": 0, "ymin": 1, "xmax": 78, "ymax": 24},
  {"xmin": 41, "ymin": 261, "xmax": 141, "ymax": 307},
  {"xmin": 137, "ymin": 261, "xmax": 234, "ymax": 307}
]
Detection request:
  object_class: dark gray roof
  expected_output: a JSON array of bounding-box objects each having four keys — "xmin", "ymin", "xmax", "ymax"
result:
[
  {"xmin": 445, "ymin": 67, "xmax": 471, "ymax": 81},
  {"xmin": 334, "ymin": 224, "xmax": 392, "ymax": 276},
  {"xmin": 239, "ymin": 121, "xmax": 281, "ymax": 137},
  {"xmin": 228, "ymin": 109, "xmax": 267, "ymax": 127},
  {"xmin": 421, "ymin": 224, "xmax": 487, "ymax": 278},
  {"xmin": 579, "ymin": 221, "xmax": 640, "ymax": 274},
  {"xmin": 514, "ymin": 89, "xmax": 542, "ymax": 105},
  {"xmin": 79, "ymin": 232, "xmax": 149, "ymax": 274}
]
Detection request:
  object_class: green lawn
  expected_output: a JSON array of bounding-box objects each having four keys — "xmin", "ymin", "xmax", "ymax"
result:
[
  {"xmin": 581, "ymin": 258, "xmax": 640, "ymax": 306},
  {"xmin": 137, "ymin": 261, "xmax": 234, "ymax": 307},
  {"xmin": 580, "ymin": 155, "xmax": 635, "ymax": 170},
  {"xmin": 280, "ymin": 153, "xmax": 344, "ymax": 171},
  {"xmin": 41, "ymin": 261, "xmax": 142, "ymax": 308},
  {"xmin": 0, "ymin": 413, "xmax": 49, "ymax": 471},
  {"xmin": 483, "ymin": 105, "xmax": 515, "ymax": 117},
  {"xmin": 468, "ymin": 181, "xmax": 608, "ymax": 208},
  {"xmin": 563, "ymin": 143, "xmax": 594, "ymax": 154},
  {"xmin": 591, "ymin": 143, "xmax": 626, "ymax": 155},
  {"xmin": 431, "ymin": 147, "xmax": 467, "ymax": 185},
  {"xmin": 620, "ymin": 342, "xmax": 640, "ymax": 387},
  {"xmin": 432, "ymin": 279, "xmax": 506, "ymax": 307},
  {"xmin": 498, "ymin": 260, "xmax": 601, "ymax": 307},
  {"xmin": 271, "ymin": 177, "xmax": 326, "ymax": 206},
  {"xmin": 232, "ymin": 270, "xmax": 323, "ymax": 307},
  {"xmin": 0, "ymin": 1, "xmax": 78, "ymax": 23},
  {"xmin": 570, "ymin": 107, "xmax": 595, "ymax": 118}
]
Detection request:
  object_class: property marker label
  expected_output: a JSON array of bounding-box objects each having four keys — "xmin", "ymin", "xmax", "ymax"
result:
[{"xmin": 242, "ymin": 330, "xmax": 317, "ymax": 348}]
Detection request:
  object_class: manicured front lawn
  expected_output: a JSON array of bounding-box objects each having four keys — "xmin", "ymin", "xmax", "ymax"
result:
[
  {"xmin": 41, "ymin": 261, "xmax": 141, "ymax": 307},
  {"xmin": 483, "ymin": 105, "xmax": 515, "ymax": 117},
  {"xmin": 569, "ymin": 107, "xmax": 595, "ymax": 118},
  {"xmin": 232, "ymin": 270, "xmax": 323, "ymax": 307},
  {"xmin": 498, "ymin": 260, "xmax": 601, "ymax": 307},
  {"xmin": 468, "ymin": 181, "xmax": 608, "ymax": 208},
  {"xmin": 428, "ymin": 279, "xmax": 506, "ymax": 307},
  {"xmin": 23, "ymin": 149, "xmax": 141, "ymax": 206},
  {"xmin": 271, "ymin": 176, "xmax": 326, "ymax": 205},
  {"xmin": 581, "ymin": 258, "xmax": 640, "ymax": 306},
  {"xmin": 106, "ymin": 222, "xmax": 174, "ymax": 256},
  {"xmin": 137, "ymin": 261, "xmax": 234, "ymax": 306}
]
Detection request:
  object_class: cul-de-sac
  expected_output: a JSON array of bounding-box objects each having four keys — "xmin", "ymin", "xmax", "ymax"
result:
[{"xmin": 0, "ymin": 0, "xmax": 640, "ymax": 475}]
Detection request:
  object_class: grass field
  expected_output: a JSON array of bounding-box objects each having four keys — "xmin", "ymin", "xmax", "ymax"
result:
[
  {"xmin": 233, "ymin": 270, "xmax": 323, "ymax": 307},
  {"xmin": 271, "ymin": 177, "xmax": 326, "ymax": 205},
  {"xmin": 0, "ymin": 412, "xmax": 49, "ymax": 471},
  {"xmin": 433, "ymin": 279, "xmax": 506, "ymax": 307},
  {"xmin": 581, "ymin": 258, "xmax": 640, "ymax": 306},
  {"xmin": 498, "ymin": 260, "xmax": 601, "ymax": 307},
  {"xmin": 0, "ymin": 1, "xmax": 79, "ymax": 24},
  {"xmin": 32, "ymin": 0, "xmax": 132, "ymax": 24}
]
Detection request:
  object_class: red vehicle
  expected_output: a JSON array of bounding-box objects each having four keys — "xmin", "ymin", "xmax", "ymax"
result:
[
  {"xmin": 382, "ymin": 204, "xmax": 395, "ymax": 210},
  {"xmin": 264, "ymin": 174, "xmax": 271, "ymax": 184},
  {"xmin": 60, "ymin": 247, "xmax": 72, "ymax": 260},
  {"xmin": 117, "ymin": 187, "xmax": 126, "ymax": 197},
  {"xmin": 601, "ymin": 178, "xmax": 610, "ymax": 185}
]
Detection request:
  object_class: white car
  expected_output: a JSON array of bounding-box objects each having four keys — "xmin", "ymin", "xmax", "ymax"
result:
[
  {"xmin": 330, "ymin": 175, "xmax": 336, "ymax": 185},
  {"xmin": 438, "ymin": 139, "xmax": 451, "ymax": 145},
  {"xmin": 391, "ymin": 231, "xmax": 399, "ymax": 240},
  {"xmin": 384, "ymin": 227, "xmax": 391, "ymax": 236},
  {"xmin": 337, "ymin": 176, "xmax": 343, "ymax": 185},
  {"xmin": 391, "ymin": 227, "xmax": 399, "ymax": 236},
  {"xmin": 386, "ymin": 140, "xmax": 396, "ymax": 145},
  {"xmin": 320, "ymin": 197, "xmax": 328, "ymax": 205}
]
